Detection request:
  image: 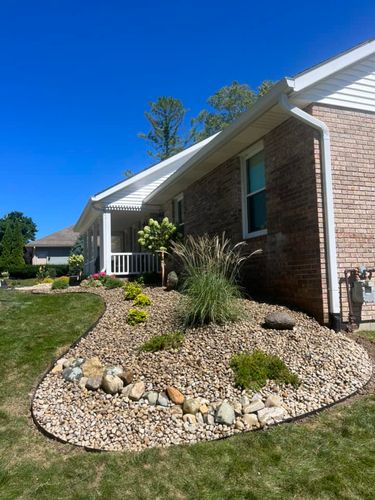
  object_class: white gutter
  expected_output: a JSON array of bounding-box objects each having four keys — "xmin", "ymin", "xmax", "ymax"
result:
[{"xmin": 278, "ymin": 94, "xmax": 340, "ymax": 329}]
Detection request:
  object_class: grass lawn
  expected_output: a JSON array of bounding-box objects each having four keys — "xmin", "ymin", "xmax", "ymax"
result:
[
  {"xmin": 358, "ymin": 330, "xmax": 375, "ymax": 342},
  {"xmin": 0, "ymin": 290, "xmax": 374, "ymax": 499}
]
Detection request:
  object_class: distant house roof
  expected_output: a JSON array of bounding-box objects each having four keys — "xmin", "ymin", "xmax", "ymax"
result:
[{"xmin": 26, "ymin": 226, "xmax": 79, "ymax": 247}]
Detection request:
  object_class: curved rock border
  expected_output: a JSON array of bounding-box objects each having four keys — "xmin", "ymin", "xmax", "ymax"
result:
[{"xmin": 31, "ymin": 287, "xmax": 373, "ymax": 452}]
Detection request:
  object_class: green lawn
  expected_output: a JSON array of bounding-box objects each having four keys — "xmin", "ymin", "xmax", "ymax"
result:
[
  {"xmin": 0, "ymin": 290, "xmax": 374, "ymax": 499},
  {"xmin": 358, "ymin": 330, "xmax": 375, "ymax": 342}
]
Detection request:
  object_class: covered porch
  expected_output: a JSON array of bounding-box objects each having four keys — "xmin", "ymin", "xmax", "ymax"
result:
[{"xmin": 82, "ymin": 209, "xmax": 160, "ymax": 276}]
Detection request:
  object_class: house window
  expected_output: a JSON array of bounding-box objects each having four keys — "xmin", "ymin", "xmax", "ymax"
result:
[
  {"xmin": 173, "ymin": 194, "xmax": 184, "ymax": 231},
  {"xmin": 241, "ymin": 143, "xmax": 267, "ymax": 238}
]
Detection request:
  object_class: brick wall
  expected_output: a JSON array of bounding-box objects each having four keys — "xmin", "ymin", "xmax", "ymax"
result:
[
  {"xmin": 170, "ymin": 114, "xmax": 326, "ymax": 322},
  {"xmin": 312, "ymin": 104, "xmax": 375, "ymax": 324}
]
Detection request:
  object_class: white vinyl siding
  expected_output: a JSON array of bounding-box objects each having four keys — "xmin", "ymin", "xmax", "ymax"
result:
[{"xmin": 294, "ymin": 54, "xmax": 375, "ymax": 113}]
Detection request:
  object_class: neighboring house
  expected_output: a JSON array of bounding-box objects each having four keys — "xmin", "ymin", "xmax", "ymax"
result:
[
  {"xmin": 75, "ymin": 39, "xmax": 375, "ymax": 329},
  {"xmin": 26, "ymin": 226, "xmax": 79, "ymax": 265}
]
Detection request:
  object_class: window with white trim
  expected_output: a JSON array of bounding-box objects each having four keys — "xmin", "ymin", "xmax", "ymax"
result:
[{"xmin": 242, "ymin": 145, "xmax": 267, "ymax": 238}]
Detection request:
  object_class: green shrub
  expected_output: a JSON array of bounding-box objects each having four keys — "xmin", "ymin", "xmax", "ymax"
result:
[
  {"xmin": 133, "ymin": 293, "xmax": 151, "ymax": 307},
  {"xmin": 180, "ymin": 270, "xmax": 243, "ymax": 326},
  {"xmin": 100, "ymin": 275, "xmax": 123, "ymax": 289},
  {"xmin": 230, "ymin": 350, "xmax": 300, "ymax": 390},
  {"xmin": 0, "ymin": 264, "xmax": 69, "ymax": 279},
  {"xmin": 140, "ymin": 331, "xmax": 184, "ymax": 352},
  {"xmin": 124, "ymin": 282, "xmax": 142, "ymax": 300},
  {"xmin": 51, "ymin": 276, "xmax": 70, "ymax": 290},
  {"xmin": 127, "ymin": 308, "xmax": 148, "ymax": 325}
]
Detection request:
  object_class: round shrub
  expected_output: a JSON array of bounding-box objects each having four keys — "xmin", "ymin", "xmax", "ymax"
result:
[
  {"xmin": 124, "ymin": 282, "xmax": 142, "ymax": 300},
  {"xmin": 133, "ymin": 293, "xmax": 151, "ymax": 307},
  {"xmin": 127, "ymin": 308, "xmax": 148, "ymax": 325},
  {"xmin": 51, "ymin": 276, "xmax": 70, "ymax": 290}
]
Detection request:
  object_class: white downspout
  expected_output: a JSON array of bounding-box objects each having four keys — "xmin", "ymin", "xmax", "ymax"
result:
[{"xmin": 278, "ymin": 94, "xmax": 340, "ymax": 330}]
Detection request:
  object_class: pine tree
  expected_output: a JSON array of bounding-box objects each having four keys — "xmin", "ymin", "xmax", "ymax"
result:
[
  {"xmin": 0, "ymin": 221, "xmax": 25, "ymax": 268},
  {"xmin": 139, "ymin": 97, "xmax": 189, "ymax": 160}
]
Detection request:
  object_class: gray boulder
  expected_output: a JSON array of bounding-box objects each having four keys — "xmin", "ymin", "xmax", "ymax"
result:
[
  {"xmin": 166, "ymin": 271, "xmax": 178, "ymax": 291},
  {"xmin": 144, "ymin": 391, "xmax": 158, "ymax": 405},
  {"xmin": 157, "ymin": 392, "xmax": 169, "ymax": 407},
  {"xmin": 86, "ymin": 375, "xmax": 103, "ymax": 391},
  {"xmin": 264, "ymin": 312, "xmax": 295, "ymax": 330},
  {"xmin": 62, "ymin": 366, "xmax": 83, "ymax": 382},
  {"xmin": 215, "ymin": 402, "xmax": 235, "ymax": 426}
]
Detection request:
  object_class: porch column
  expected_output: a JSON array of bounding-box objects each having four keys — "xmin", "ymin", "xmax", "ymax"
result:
[
  {"xmin": 102, "ymin": 211, "xmax": 112, "ymax": 274},
  {"xmin": 83, "ymin": 231, "xmax": 88, "ymax": 274},
  {"xmin": 99, "ymin": 216, "xmax": 105, "ymax": 272},
  {"xmin": 92, "ymin": 220, "xmax": 98, "ymax": 272}
]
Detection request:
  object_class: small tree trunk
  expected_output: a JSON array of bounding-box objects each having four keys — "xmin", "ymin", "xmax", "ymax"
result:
[{"xmin": 160, "ymin": 250, "xmax": 165, "ymax": 287}]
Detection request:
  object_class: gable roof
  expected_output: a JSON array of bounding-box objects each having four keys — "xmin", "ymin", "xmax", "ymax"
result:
[
  {"xmin": 26, "ymin": 226, "xmax": 79, "ymax": 248},
  {"xmin": 145, "ymin": 38, "xmax": 375, "ymax": 205},
  {"xmin": 74, "ymin": 134, "xmax": 217, "ymax": 232}
]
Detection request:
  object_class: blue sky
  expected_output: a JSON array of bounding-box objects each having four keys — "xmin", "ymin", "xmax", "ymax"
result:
[{"xmin": 1, "ymin": 1, "xmax": 374, "ymax": 238}]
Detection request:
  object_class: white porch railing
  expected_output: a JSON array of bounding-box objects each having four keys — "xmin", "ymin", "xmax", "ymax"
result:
[{"xmin": 111, "ymin": 252, "xmax": 159, "ymax": 275}]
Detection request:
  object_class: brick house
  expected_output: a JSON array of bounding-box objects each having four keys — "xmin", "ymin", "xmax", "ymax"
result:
[{"xmin": 76, "ymin": 39, "xmax": 375, "ymax": 330}]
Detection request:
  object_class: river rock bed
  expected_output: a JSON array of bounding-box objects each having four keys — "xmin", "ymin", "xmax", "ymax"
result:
[{"xmin": 32, "ymin": 287, "xmax": 372, "ymax": 451}]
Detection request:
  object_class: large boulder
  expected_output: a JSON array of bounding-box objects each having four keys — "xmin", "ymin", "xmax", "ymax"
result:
[
  {"xmin": 62, "ymin": 366, "xmax": 83, "ymax": 382},
  {"xmin": 264, "ymin": 312, "xmax": 295, "ymax": 330},
  {"xmin": 166, "ymin": 386, "xmax": 185, "ymax": 405},
  {"xmin": 183, "ymin": 398, "xmax": 200, "ymax": 415},
  {"xmin": 101, "ymin": 374, "xmax": 123, "ymax": 394},
  {"xmin": 81, "ymin": 357, "xmax": 104, "ymax": 378},
  {"xmin": 215, "ymin": 402, "xmax": 235, "ymax": 426},
  {"xmin": 129, "ymin": 381, "xmax": 145, "ymax": 401},
  {"xmin": 166, "ymin": 271, "xmax": 178, "ymax": 291},
  {"xmin": 86, "ymin": 375, "xmax": 103, "ymax": 391}
]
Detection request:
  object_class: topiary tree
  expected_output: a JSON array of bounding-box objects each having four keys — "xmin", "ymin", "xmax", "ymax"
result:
[
  {"xmin": 0, "ymin": 220, "xmax": 25, "ymax": 268},
  {"xmin": 138, "ymin": 217, "xmax": 177, "ymax": 286}
]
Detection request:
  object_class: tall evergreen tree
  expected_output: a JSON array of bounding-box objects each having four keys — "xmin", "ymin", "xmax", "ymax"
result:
[
  {"xmin": 0, "ymin": 220, "xmax": 25, "ymax": 268},
  {"xmin": 139, "ymin": 97, "xmax": 189, "ymax": 160}
]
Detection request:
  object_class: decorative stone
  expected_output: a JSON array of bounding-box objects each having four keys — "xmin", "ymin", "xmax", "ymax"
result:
[
  {"xmin": 106, "ymin": 365, "xmax": 124, "ymax": 378},
  {"xmin": 196, "ymin": 412, "xmax": 204, "ymax": 426},
  {"xmin": 120, "ymin": 369, "xmax": 134, "ymax": 385},
  {"xmin": 101, "ymin": 374, "xmax": 123, "ymax": 395},
  {"xmin": 264, "ymin": 311, "xmax": 296, "ymax": 330},
  {"xmin": 78, "ymin": 376, "xmax": 88, "ymax": 389},
  {"xmin": 86, "ymin": 375, "xmax": 103, "ymax": 391},
  {"xmin": 205, "ymin": 414, "xmax": 215, "ymax": 425},
  {"xmin": 144, "ymin": 391, "xmax": 158, "ymax": 405},
  {"xmin": 63, "ymin": 357, "xmax": 75, "ymax": 369},
  {"xmin": 199, "ymin": 404, "xmax": 209, "ymax": 415},
  {"xmin": 121, "ymin": 383, "xmax": 133, "ymax": 398},
  {"xmin": 251, "ymin": 393, "xmax": 263, "ymax": 402},
  {"xmin": 265, "ymin": 395, "xmax": 283, "ymax": 408},
  {"xmin": 243, "ymin": 413, "xmax": 260, "ymax": 428},
  {"xmin": 166, "ymin": 271, "xmax": 178, "ymax": 291},
  {"xmin": 215, "ymin": 402, "xmax": 235, "ymax": 426},
  {"xmin": 51, "ymin": 363, "xmax": 63, "ymax": 374},
  {"xmin": 234, "ymin": 401, "xmax": 242, "ymax": 416},
  {"xmin": 170, "ymin": 405, "xmax": 183, "ymax": 417},
  {"xmin": 240, "ymin": 395, "xmax": 250, "ymax": 407},
  {"xmin": 129, "ymin": 381, "xmax": 145, "ymax": 401},
  {"xmin": 183, "ymin": 398, "xmax": 200, "ymax": 415},
  {"xmin": 81, "ymin": 357, "xmax": 103, "ymax": 378},
  {"xmin": 243, "ymin": 400, "xmax": 265, "ymax": 413},
  {"xmin": 71, "ymin": 357, "xmax": 85, "ymax": 368},
  {"xmin": 183, "ymin": 414, "xmax": 197, "ymax": 425},
  {"xmin": 166, "ymin": 386, "xmax": 184, "ymax": 404},
  {"xmin": 257, "ymin": 406, "xmax": 286, "ymax": 425},
  {"xmin": 62, "ymin": 366, "xmax": 83, "ymax": 382},
  {"xmin": 157, "ymin": 392, "xmax": 169, "ymax": 407},
  {"xmin": 235, "ymin": 418, "xmax": 245, "ymax": 430}
]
